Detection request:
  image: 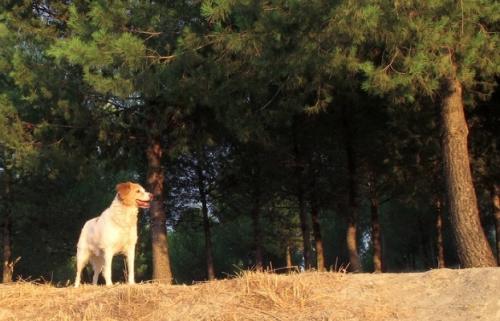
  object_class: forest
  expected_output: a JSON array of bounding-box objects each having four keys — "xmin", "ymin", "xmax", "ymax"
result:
[{"xmin": 0, "ymin": 0, "xmax": 499, "ymax": 285}]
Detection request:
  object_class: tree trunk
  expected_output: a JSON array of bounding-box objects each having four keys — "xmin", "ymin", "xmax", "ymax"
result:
[
  {"xmin": 441, "ymin": 76, "xmax": 496, "ymax": 267},
  {"xmin": 292, "ymin": 117, "xmax": 312, "ymax": 270},
  {"xmin": 310, "ymin": 197, "xmax": 325, "ymax": 271},
  {"xmin": 285, "ymin": 244, "xmax": 293, "ymax": 270},
  {"xmin": 346, "ymin": 184, "xmax": 361, "ymax": 271},
  {"xmin": 417, "ymin": 215, "xmax": 433, "ymax": 269},
  {"xmin": 2, "ymin": 173, "xmax": 14, "ymax": 283},
  {"xmin": 2, "ymin": 212, "xmax": 13, "ymax": 283},
  {"xmin": 251, "ymin": 201, "xmax": 263, "ymax": 271},
  {"xmin": 370, "ymin": 193, "xmax": 383, "ymax": 273},
  {"xmin": 146, "ymin": 137, "xmax": 173, "ymax": 283},
  {"xmin": 297, "ymin": 183, "xmax": 312, "ymax": 270},
  {"xmin": 248, "ymin": 159, "xmax": 263, "ymax": 272},
  {"xmin": 435, "ymin": 197, "xmax": 446, "ymax": 268},
  {"xmin": 195, "ymin": 163, "xmax": 215, "ymax": 280},
  {"xmin": 342, "ymin": 109, "xmax": 362, "ymax": 272},
  {"xmin": 492, "ymin": 184, "xmax": 500, "ymax": 266}
]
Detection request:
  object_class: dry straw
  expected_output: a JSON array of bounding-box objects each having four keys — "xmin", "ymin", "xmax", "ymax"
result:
[
  {"xmin": 2, "ymin": 267, "xmax": 498, "ymax": 321},
  {"xmin": 0, "ymin": 270, "xmax": 398, "ymax": 321}
]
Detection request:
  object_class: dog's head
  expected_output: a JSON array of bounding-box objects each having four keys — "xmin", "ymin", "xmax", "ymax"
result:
[{"xmin": 116, "ymin": 182, "xmax": 153, "ymax": 208}]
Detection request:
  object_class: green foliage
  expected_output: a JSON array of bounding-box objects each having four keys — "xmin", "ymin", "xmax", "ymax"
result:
[
  {"xmin": 330, "ymin": 0, "xmax": 500, "ymax": 102},
  {"xmin": 0, "ymin": 96, "xmax": 36, "ymax": 169},
  {"xmin": 0, "ymin": 0, "xmax": 498, "ymax": 283},
  {"xmin": 201, "ymin": 0, "xmax": 236, "ymax": 24},
  {"xmin": 49, "ymin": 12, "xmax": 146, "ymax": 97}
]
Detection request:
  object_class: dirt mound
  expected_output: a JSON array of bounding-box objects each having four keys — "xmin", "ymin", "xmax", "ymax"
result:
[{"xmin": 0, "ymin": 268, "xmax": 498, "ymax": 321}]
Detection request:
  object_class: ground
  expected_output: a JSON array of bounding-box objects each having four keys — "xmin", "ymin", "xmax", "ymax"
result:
[{"xmin": 0, "ymin": 268, "xmax": 498, "ymax": 321}]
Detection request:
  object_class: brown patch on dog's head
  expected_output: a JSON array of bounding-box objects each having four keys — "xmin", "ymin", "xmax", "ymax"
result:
[
  {"xmin": 116, "ymin": 181, "xmax": 152, "ymax": 208},
  {"xmin": 116, "ymin": 182, "xmax": 134, "ymax": 206}
]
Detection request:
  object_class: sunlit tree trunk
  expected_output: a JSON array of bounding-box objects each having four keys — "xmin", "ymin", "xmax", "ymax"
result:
[
  {"xmin": 2, "ymin": 212, "xmax": 13, "ymax": 283},
  {"xmin": 285, "ymin": 244, "xmax": 293, "ymax": 270},
  {"xmin": 2, "ymin": 175, "xmax": 13, "ymax": 283},
  {"xmin": 492, "ymin": 184, "xmax": 500, "ymax": 266},
  {"xmin": 342, "ymin": 108, "xmax": 362, "ymax": 272},
  {"xmin": 441, "ymin": 75, "xmax": 496, "ymax": 267},
  {"xmin": 345, "ymin": 173, "xmax": 361, "ymax": 271},
  {"xmin": 369, "ymin": 190, "xmax": 383, "ymax": 273},
  {"xmin": 310, "ymin": 196, "xmax": 325, "ymax": 271},
  {"xmin": 147, "ymin": 137, "xmax": 173, "ymax": 283}
]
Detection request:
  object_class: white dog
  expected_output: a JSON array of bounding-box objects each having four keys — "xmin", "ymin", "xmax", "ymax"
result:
[{"xmin": 74, "ymin": 182, "xmax": 152, "ymax": 287}]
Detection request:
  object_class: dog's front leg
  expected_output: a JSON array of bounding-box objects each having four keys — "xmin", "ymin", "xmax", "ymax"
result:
[
  {"xmin": 103, "ymin": 251, "xmax": 114, "ymax": 286},
  {"xmin": 126, "ymin": 247, "xmax": 135, "ymax": 284}
]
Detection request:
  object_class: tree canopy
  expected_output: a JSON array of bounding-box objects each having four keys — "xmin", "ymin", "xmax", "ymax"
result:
[{"xmin": 0, "ymin": 0, "xmax": 498, "ymax": 284}]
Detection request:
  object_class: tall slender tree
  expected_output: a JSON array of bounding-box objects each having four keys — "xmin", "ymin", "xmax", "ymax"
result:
[
  {"xmin": 194, "ymin": 149, "xmax": 216, "ymax": 280},
  {"xmin": 492, "ymin": 185, "xmax": 500, "ymax": 265},
  {"xmin": 1, "ymin": 173, "xmax": 13, "ymax": 283},
  {"xmin": 292, "ymin": 117, "xmax": 313, "ymax": 270}
]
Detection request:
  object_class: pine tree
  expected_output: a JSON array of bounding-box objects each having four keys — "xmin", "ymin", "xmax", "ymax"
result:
[
  {"xmin": 0, "ymin": 1, "xmax": 72, "ymax": 282},
  {"xmin": 47, "ymin": 1, "xmax": 208, "ymax": 282},
  {"xmin": 330, "ymin": 0, "xmax": 499, "ymax": 267}
]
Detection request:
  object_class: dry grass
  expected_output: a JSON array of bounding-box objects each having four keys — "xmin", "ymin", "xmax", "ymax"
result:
[{"xmin": 0, "ymin": 268, "xmax": 498, "ymax": 321}]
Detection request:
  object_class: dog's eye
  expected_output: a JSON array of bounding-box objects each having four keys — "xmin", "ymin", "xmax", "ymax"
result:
[{"xmin": 136, "ymin": 189, "xmax": 140, "ymax": 193}]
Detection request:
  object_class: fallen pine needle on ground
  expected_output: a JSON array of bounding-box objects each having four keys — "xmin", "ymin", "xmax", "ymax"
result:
[{"xmin": 0, "ymin": 268, "xmax": 498, "ymax": 321}]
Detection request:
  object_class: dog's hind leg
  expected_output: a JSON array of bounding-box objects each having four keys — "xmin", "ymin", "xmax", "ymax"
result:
[
  {"xmin": 90, "ymin": 255, "xmax": 104, "ymax": 285},
  {"xmin": 75, "ymin": 247, "xmax": 89, "ymax": 288}
]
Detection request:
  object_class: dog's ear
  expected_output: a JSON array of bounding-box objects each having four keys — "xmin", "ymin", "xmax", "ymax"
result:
[{"xmin": 116, "ymin": 182, "xmax": 132, "ymax": 198}]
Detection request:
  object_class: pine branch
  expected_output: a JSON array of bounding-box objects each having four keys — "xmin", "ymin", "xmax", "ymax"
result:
[
  {"xmin": 21, "ymin": 121, "xmax": 88, "ymax": 130},
  {"xmin": 145, "ymin": 40, "xmax": 219, "ymax": 63},
  {"xmin": 382, "ymin": 49, "xmax": 399, "ymax": 72},
  {"xmin": 259, "ymin": 83, "xmax": 284, "ymax": 111},
  {"xmin": 127, "ymin": 28, "xmax": 163, "ymax": 41}
]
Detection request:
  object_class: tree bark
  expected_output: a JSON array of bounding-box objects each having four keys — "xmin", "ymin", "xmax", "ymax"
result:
[
  {"xmin": 297, "ymin": 190, "xmax": 312, "ymax": 270},
  {"xmin": 417, "ymin": 215, "xmax": 433, "ymax": 269},
  {"xmin": 441, "ymin": 76, "xmax": 496, "ymax": 267},
  {"xmin": 342, "ymin": 109, "xmax": 362, "ymax": 272},
  {"xmin": 370, "ymin": 193, "xmax": 383, "ymax": 273},
  {"xmin": 285, "ymin": 244, "xmax": 293, "ymax": 270},
  {"xmin": 195, "ymin": 162, "xmax": 215, "ymax": 280},
  {"xmin": 2, "ymin": 174, "xmax": 13, "ymax": 283},
  {"xmin": 435, "ymin": 197, "xmax": 446, "ymax": 268},
  {"xmin": 292, "ymin": 117, "xmax": 312, "ymax": 270},
  {"xmin": 146, "ymin": 137, "xmax": 173, "ymax": 283},
  {"xmin": 310, "ymin": 197, "xmax": 325, "ymax": 271},
  {"xmin": 251, "ymin": 202, "xmax": 263, "ymax": 271},
  {"xmin": 2, "ymin": 211, "xmax": 13, "ymax": 283},
  {"xmin": 492, "ymin": 184, "xmax": 500, "ymax": 266}
]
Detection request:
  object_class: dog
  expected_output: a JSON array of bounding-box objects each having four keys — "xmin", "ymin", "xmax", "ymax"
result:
[{"xmin": 74, "ymin": 182, "xmax": 152, "ymax": 287}]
